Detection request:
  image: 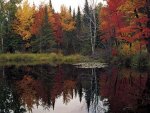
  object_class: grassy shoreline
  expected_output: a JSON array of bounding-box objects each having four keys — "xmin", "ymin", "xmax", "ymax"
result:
[{"xmin": 0, "ymin": 53, "xmax": 89, "ymax": 66}]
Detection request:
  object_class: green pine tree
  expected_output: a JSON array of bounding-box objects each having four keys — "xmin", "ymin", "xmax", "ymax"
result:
[
  {"xmin": 0, "ymin": 0, "xmax": 5, "ymax": 52},
  {"xmin": 69, "ymin": 6, "xmax": 72, "ymax": 14},
  {"xmin": 4, "ymin": 0, "xmax": 23, "ymax": 52},
  {"xmin": 49, "ymin": 0, "xmax": 55, "ymax": 13},
  {"xmin": 83, "ymin": 0, "xmax": 90, "ymax": 25},
  {"xmin": 40, "ymin": 6, "xmax": 55, "ymax": 52},
  {"xmin": 73, "ymin": 9, "xmax": 76, "ymax": 20},
  {"xmin": 76, "ymin": 6, "xmax": 81, "ymax": 31}
]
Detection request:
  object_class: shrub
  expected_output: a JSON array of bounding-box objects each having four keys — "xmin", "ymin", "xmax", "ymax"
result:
[{"xmin": 131, "ymin": 52, "xmax": 149, "ymax": 68}]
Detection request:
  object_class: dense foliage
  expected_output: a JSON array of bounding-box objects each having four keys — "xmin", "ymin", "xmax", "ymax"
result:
[
  {"xmin": 99, "ymin": 0, "xmax": 150, "ymax": 66},
  {"xmin": 0, "ymin": 0, "xmax": 150, "ymax": 66},
  {"xmin": 0, "ymin": 0, "xmax": 101, "ymax": 55}
]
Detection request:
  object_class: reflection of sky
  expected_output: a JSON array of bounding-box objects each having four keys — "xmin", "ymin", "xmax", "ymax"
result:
[
  {"xmin": 28, "ymin": 93, "xmax": 88, "ymax": 113},
  {"xmin": 27, "ymin": 93, "xmax": 109, "ymax": 113}
]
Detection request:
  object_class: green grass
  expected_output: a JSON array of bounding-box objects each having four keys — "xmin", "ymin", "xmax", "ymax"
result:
[{"xmin": 0, "ymin": 53, "xmax": 88, "ymax": 66}]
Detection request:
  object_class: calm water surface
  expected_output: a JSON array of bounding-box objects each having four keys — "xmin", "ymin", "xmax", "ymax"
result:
[{"xmin": 0, "ymin": 64, "xmax": 150, "ymax": 113}]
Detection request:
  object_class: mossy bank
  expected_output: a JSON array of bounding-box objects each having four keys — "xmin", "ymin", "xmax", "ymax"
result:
[{"xmin": 0, "ymin": 53, "xmax": 89, "ymax": 66}]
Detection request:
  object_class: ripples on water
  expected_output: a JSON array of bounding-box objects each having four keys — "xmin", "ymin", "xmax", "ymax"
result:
[{"xmin": 0, "ymin": 64, "xmax": 150, "ymax": 113}]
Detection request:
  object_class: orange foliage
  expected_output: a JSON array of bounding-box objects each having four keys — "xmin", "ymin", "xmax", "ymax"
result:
[
  {"xmin": 53, "ymin": 14, "xmax": 63, "ymax": 45},
  {"xmin": 31, "ymin": 5, "xmax": 54, "ymax": 35},
  {"xmin": 60, "ymin": 5, "xmax": 75, "ymax": 31}
]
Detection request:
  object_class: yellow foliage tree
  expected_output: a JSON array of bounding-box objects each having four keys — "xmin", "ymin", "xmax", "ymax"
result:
[
  {"xmin": 60, "ymin": 5, "xmax": 75, "ymax": 31},
  {"xmin": 120, "ymin": 42, "xmax": 142, "ymax": 56},
  {"xmin": 13, "ymin": 0, "xmax": 35, "ymax": 48},
  {"xmin": 118, "ymin": 0, "xmax": 146, "ymax": 16}
]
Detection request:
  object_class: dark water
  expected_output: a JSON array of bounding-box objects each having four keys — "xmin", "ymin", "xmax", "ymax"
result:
[{"xmin": 0, "ymin": 64, "xmax": 150, "ymax": 113}]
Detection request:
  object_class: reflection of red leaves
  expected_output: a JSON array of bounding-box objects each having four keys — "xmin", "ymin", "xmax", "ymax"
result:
[
  {"xmin": 16, "ymin": 76, "xmax": 37, "ymax": 110},
  {"xmin": 51, "ymin": 66, "xmax": 64, "ymax": 100},
  {"xmin": 63, "ymin": 80, "xmax": 76, "ymax": 104},
  {"xmin": 99, "ymin": 68, "xmax": 148, "ymax": 113}
]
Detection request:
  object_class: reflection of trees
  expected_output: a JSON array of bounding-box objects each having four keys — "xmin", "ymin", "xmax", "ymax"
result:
[
  {"xmin": 84, "ymin": 68, "xmax": 109, "ymax": 113},
  {"xmin": 63, "ymin": 80, "xmax": 76, "ymax": 104},
  {"xmin": 0, "ymin": 65, "xmax": 114, "ymax": 113},
  {"xmin": 99, "ymin": 67, "xmax": 149, "ymax": 113},
  {"xmin": 0, "ymin": 66, "xmax": 26, "ymax": 113},
  {"xmin": 7, "ymin": 64, "xmax": 78, "ymax": 111},
  {"xmin": 76, "ymin": 76, "xmax": 83, "ymax": 102},
  {"xmin": 50, "ymin": 65, "xmax": 64, "ymax": 108},
  {"xmin": 0, "ymin": 80, "xmax": 15, "ymax": 113},
  {"xmin": 135, "ymin": 72, "xmax": 150, "ymax": 113},
  {"xmin": 15, "ymin": 65, "xmax": 56, "ymax": 111},
  {"xmin": 16, "ymin": 76, "xmax": 37, "ymax": 112},
  {"xmin": 51, "ymin": 65, "xmax": 77, "ymax": 105}
]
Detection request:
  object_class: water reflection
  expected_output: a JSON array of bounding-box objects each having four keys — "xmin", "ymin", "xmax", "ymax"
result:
[
  {"xmin": 0, "ymin": 65, "xmax": 149, "ymax": 113},
  {"xmin": 100, "ymin": 67, "xmax": 150, "ymax": 113}
]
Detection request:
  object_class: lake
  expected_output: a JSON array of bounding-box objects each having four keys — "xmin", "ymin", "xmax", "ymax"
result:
[{"xmin": 0, "ymin": 64, "xmax": 150, "ymax": 113}]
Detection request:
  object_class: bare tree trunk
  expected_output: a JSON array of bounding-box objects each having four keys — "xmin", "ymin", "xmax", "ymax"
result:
[
  {"xmin": 0, "ymin": 22, "xmax": 4, "ymax": 53},
  {"xmin": 1, "ymin": 37, "xmax": 3, "ymax": 52},
  {"xmin": 90, "ymin": 19, "xmax": 95, "ymax": 55},
  {"xmin": 89, "ymin": 1, "xmax": 97, "ymax": 56}
]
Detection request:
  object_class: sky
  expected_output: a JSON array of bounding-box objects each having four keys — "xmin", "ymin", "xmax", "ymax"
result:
[{"xmin": 28, "ymin": 0, "xmax": 107, "ymax": 12}]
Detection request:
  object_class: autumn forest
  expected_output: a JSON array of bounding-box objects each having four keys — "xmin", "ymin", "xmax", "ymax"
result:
[
  {"xmin": 0, "ymin": 0, "xmax": 150, "ymax": 67},
  {"xmin": 1, "ymin": 0, "xmax": 150, "ymax": 113}
]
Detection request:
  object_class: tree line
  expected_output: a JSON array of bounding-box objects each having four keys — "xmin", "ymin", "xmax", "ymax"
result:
[
  {"xmin": 0, "ymin": 0, "xmax": 150, "ymax": 60},
  {"xmin": 0, "ymin": 0, "xmax": 102, "ymax": 55}
]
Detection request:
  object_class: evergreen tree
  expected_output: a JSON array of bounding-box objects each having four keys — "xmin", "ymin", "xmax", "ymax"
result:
[
  {"xmin": 69, "ymin": 6, "xmax": 72, "ymax": 14},
  {"xmin": 79, "ymin": 0, "xmax": 91, "ymax": 55},
  {"xmin": 76, "ymin": 6, "xmax": 81, "ymax": 31},
  {"xmin": 4, "ymin": 0, "xmax": 23, "ymax": 52},
  {"xmin": 83, "ymin": 0, "xmax": 90, "ymax": 25},
  {"xmin": 0, "ymin": 0, "xmax": 5, "ymax": 52},
  {"xmin": 73, "ymin": 9, "xmax": 76, "ymax": 20},
  {"xmin": 95, "ymin": 3, "xmax": 103, "ymax": 48},
  {"xmin": 49, "ymin": 0, "xmax": 52, "ymax": 9},
  {"xmin": 84, "ymin": 0, "xmax": 90, "ymax": 14},
  {"xmin": 40, "ymin": 6, "xmax": 55, "ymax": 52},
  {"xmin": 31, "ymin": 5, "xmax": 55, "ymax": 53},
  {"xmin": 49, "ymin": 0, "xmax": 55, "ymax": 13},
  {"xmin": 74, "ymin": 6, "xmax": 82, "ymax": 53}
]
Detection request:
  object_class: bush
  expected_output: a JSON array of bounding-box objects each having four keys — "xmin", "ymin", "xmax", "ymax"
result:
[
  {"xmin": 131, "ymin": 52, "xmax": 149, "ymax": 68},
  {"xmin": 112, "ymin": 51, "xmax": 150, "ymax": 68},
  {"xmin": 111, "ymin": 54, "xmax": 131, "ymax": 67}
]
